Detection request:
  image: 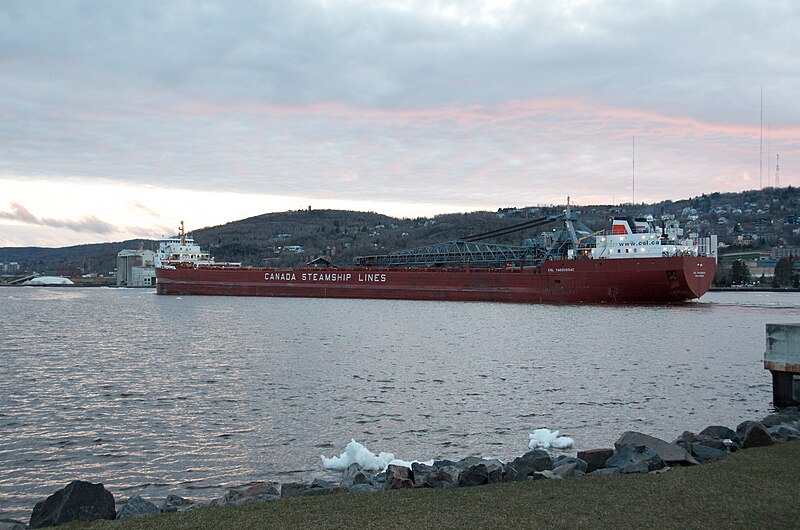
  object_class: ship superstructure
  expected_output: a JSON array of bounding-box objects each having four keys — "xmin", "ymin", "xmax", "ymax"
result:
[
  {"xmin": 154, "ymin": 221, "xmax": 215, "ymax": 268},
  {"xmin": 591, "ymin": 216, "xmax": 717, "ymax": 260}
]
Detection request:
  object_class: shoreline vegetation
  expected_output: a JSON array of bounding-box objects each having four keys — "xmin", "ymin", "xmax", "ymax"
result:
[{"xmin": 61, "ymin": 440, "xmax": 800, "ymax": 530}]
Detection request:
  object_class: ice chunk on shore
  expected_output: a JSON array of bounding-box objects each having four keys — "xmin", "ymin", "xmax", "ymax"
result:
[
  {"xmin": 528, "ymin": 428, "xmax": 574, "ymax": 450},
  {"xmin": 321, "ymin": 439, "xmax": 395, "ymax": 471}
]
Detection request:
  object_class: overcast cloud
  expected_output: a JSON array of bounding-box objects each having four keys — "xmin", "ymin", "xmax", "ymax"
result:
[{"xmin": 0, "ymin": 0, "xmax": 798, "ymax": 246}]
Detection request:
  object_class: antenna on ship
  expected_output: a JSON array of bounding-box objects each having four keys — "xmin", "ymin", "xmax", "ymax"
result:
[
  {"xmin": 179, "ymin": 221, "xmax": 186, "ymax": 245},
  {"xmin": 632, "ymin": 136, "xmax": 635, "ymax": 205},
  {"xmin": 760, "ymin": 86, "xmax": 763, "ymax": 190}
]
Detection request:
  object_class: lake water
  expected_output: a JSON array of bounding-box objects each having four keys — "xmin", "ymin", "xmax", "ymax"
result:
[{"xmin": 1, "ymin": 288, "xmax": 799, "ymax": 520}]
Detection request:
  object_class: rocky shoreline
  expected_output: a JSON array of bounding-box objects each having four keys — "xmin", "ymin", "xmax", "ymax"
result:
[{"xmin": 4, "ymin": 407, "xmax": 799, "ymax": 529}]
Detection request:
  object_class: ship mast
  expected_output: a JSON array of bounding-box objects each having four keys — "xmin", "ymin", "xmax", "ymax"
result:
[
  {"xmin": 564, "ymin": 196, "xmax": 580, "ymax": 250},
  {"xmin": 179, "ymin": 221, "xmax": 186, "ymax": 245},
  {"xmin": 632, "ymin": 136, "xmax": 635, "ymax": 204}
]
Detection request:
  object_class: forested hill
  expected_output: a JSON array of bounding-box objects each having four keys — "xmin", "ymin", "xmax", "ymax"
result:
[
  {"xmin": 0, "ymin": 240, "xmax": 152, "ymax": 276},
  {"xmin": 1, "ymin": 186, "xmax": 798, "ymax": 275},
  {"xmin": 188, "ymin": 207, "xmax": 560, "ymax": 267}
]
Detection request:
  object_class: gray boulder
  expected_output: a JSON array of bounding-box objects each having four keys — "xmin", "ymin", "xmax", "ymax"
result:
[
  {"xmin": 281, "ymin": 481, "xmax": 340, "ymax": 498},
  {"xmin": 738, "ymin": 422, "xmax": 774, "ymax": 448},
  {"xmin": 30, "ymin": 480, "xmax": 115, "ymax": 529},
  {"xmin": 454, "ymin": 457, "xmax": 507, "ymax": 484},
  {"xmin": 735, "ymin": 421, "xmax": 760, "ymax": 441},
  {"xmin": 699, "ymin": 425, "xmax": 736, "ymax": 441},
  {"xmin": 373, "ymin": 471, "xmax": 387, "ymax": 489},
  {"xmin": 577, "ymin": 448, "xmax": 614, "ymax": 473},
  {"xmin": 674, "ymin": 430, "xmax": 698, "ymax": 446},
  {"xmin": 506, "ymin": 449, "xmax": 553, "ymax": 480},
  {"xmin": 455, "ymin": 456, "xmax": 485, "ymax": 468},
  {"xmin": 304, "ymin": 479, "xmax": 342, "ymax": 497},
  {"xmin": 482, "ymin": 459, "xmax": 506, "ymax": 484},
  {"xmin": 760, "ymin": 407, "xmax": 800, "ymax": 427},
  {"xmin": 553, "ymin": 455, "xmax": 588, "ymax": 473},
  {"xmin": 311, "ymin": 478, "xmax": 339, "ymax": 490},
  {"xmin": 279, "ymin": 483, "xmax": 311, "ymax": 498},
  {"xmin": 223, "ymin": 492, "xmax": 280, "ymax": 506},
  {"xmin": 411, "ymin": 462, "xmax": 438, "ymax": 487},
  {"xmin": 348, "ymin": 483, "xmax": 382, "ymax": 493},
  {"xmin": 606, "ymin": 444, "xmax": 666, "ymax": 473},
  {"xmin": 615, "ymin": 431, "xmax": 698, "ymax": 466},
  {"xmin": 501, "ymin": 465, "xmax": 519, "ymax": 482},
  {"xmin": 428, "ymin": 463, "xmax": 461, "ymax": 488},
  {"xmin": 385, "ymin": 465, "xmax": 414, "ymax": 490},
  {"xmin": 216, "ymin": 482, "xmax": 280, "ymax": 506},
  {"xmin": 759, "ymin": 414, "xmax": 785, "ymax": 428},
  {"xmin": 550, "ymin": 462, "xmax": 585, "ymax": 478},
  {"xmin": 241, "ymin": 481, "xmax": 281, "ymax": 497},
  {"xmin": 457, "ymin": 464, "xmax": 489, "ymax": 487},
  {"xmin": 215, "ymin": 481, "xmax": 282, "ymax": 506},
  {"xmin": 216, "ymin": 481, "xmax": 281, "ymax": 506},
  {"xmin": 341, "ymin": 463, "xmax": 376, "ymax": 489},
  {"xmin": 161, "ymin": 494, "xmax": 200, "ymax": 513},
  {"xmin": 768, "ymin": 424, "xmax": 800, "ymax": 440},
  {"xmin": 116, "ymin": 495, "xmax": 159, "ymax": 520},
  {"xmin": 690, "ymin": 443, "xmax": 729, "ymax": 463},
  {"xmin": 675, "ymin": 431, "xmax": 729, "ymax": 452}
]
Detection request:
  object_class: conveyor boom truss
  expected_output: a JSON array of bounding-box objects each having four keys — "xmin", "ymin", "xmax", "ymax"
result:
[
  {"xmin": 355, "ymin": 213, "xmax": 578, "ymax": 269},
  {"xmin": 355, "ymin": 240, "xmax": 548, "ymax": 268}
]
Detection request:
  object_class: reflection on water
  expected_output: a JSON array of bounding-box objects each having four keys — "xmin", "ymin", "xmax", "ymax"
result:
[{"xmin": 1, "ymin": 288, "xmax": 798, "ymax": 519}]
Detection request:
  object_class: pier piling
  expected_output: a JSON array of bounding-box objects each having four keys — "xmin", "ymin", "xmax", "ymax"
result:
[{"xmin": 764, "ymin": 324, "xmax": 800, "ymax": 408}]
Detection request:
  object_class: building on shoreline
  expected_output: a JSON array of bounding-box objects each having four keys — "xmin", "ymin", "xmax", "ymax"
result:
[{"xmin": 116, "ymin": 249, "xmax": 155, "ymax": 287}]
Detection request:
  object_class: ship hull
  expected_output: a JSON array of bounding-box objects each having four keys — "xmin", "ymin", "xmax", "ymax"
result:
[{"xmin": 155, "ymin": 256, "xmax": 715, "ymax": 304}]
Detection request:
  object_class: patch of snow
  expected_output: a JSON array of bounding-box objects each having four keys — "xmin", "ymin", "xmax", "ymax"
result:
[
  {"xmin": 528, "ymin": 428, "xmax": 574, "ymax": 450},
  {"xmin": 321, "ymin": 439, "xmax": 395, "ymax": 471}
]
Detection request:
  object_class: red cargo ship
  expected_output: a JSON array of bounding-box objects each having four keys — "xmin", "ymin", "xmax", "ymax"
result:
[{"xmin": 155, "ymin": 209, "xmax": 717, "ymax": 304}]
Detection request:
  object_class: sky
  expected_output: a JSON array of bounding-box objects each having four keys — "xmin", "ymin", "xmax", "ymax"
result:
[{"xmin": 1, "ymin": 0, "xmax": 798, "ymax": 247}]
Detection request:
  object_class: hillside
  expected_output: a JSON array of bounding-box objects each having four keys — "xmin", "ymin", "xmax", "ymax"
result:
[
  {"xmin": 190, "ymin": 207, "xmax": 563, "ymax": 268},
  {"xmin": 0, "ymin": 240, "xmax": 152, "ymax": 277},
  {"xmin": 1, "ymin": 186, "xmax": 798, "ymax": 280}
]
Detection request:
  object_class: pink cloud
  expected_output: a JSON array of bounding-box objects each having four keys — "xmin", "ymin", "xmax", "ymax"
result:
[{"xmin": 0, "ymin": 202, "xmax": 114, "ymax": 234}]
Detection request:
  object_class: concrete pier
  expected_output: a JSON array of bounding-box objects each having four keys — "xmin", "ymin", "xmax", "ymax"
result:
[{"xmin": 764, "ymin": 324, "xmax": 800, "ymax": 407}]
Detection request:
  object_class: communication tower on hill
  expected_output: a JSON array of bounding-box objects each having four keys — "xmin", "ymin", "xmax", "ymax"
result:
[{"xmin": 775, "ymin": 154, "xmax": 780, "ymax": 188}]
